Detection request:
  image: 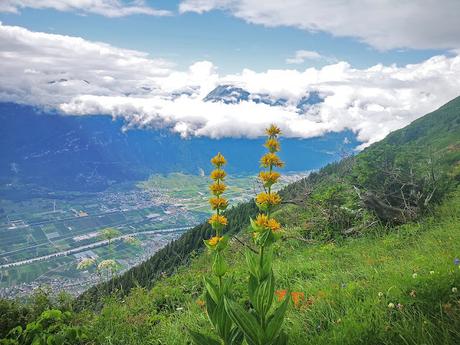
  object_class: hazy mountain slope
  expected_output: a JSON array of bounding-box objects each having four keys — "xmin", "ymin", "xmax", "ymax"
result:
[{"xmin": 0, "ymin": 102, "xmax": 358, "ymax": 192}]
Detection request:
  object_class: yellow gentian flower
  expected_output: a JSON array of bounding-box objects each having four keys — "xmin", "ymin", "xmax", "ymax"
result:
[
  {"xmin": 260, "ymin": 153, "xmax": 284, "ymax": 168},
  {"xmin": 211, "ymin": 152, "xmax": 227, "ymax": 167},
  {"xmin": 210, "ymin": 169, "xmax": 227, "ymax": 181},
  {"xmin": 209, "ymin": 197, "xmax": 229, "ymax": 210}
]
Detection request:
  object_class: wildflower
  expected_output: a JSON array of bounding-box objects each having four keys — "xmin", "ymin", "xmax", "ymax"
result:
[
  {"xmin": 396, "ymin": 303, "xmax": 404, "ymax": 310},
  {"xmin": 254, "ymin": 213, "xmax": 281, "ymax": 232},
  {"xmin": 267, "ymin": 218, "xmax": 281, "ymax": 232},
  {"xmin": 291, "ymin": 291, "xmax": 305, "ymax": 307},
  {"xmin": 208, "ymin": 214, "xmax": 228, "ymax": 227},
  {"xmin": 260, "ymin": 153, "xmax": 284, "ymax": 168},
  {"xmin": 209, "ymin": 182, "xmax": 226, "ymax": 195},
  {"xmin": 388, "ymin": 303, "xmax": 395, "ymax": 309},
  {"xmin": 208, "ymin": 236, "xmax": 224, "ymax": 247},
  {"xmin": 452, "ymin": 287, "xmax": 458, "ymax": 293},
  {"xmin": 77, "ymin": 258, "xmax": 95, "ymax": 270},
  {"xmin": 378, "ymin": 292, "xmax": 384, "ymax": 298},
  {"xmin": 196, "ymin": 299, "xmax": 206, "ymax": 310},
  {"xmin": 211, "ymin": 152, "xmax": 226, "ymax": 167},
  {"xmin": 256, "ymin": 192, "xmax": 281, "ymax": 209},
  {"xmin": 97, "ymin": 259, "xmax": 117, "ymax": 271},
  {"xmin": 259, "ymin": 171, "xmax": 280, "ymax": 187},
  {"xmin": 264, "ymin": 138, "xmax": 280, "ymax": 153},
  {"xmin": 210, "ymin": 169, "xmax": 226, "ymax": 181},
  {"xmin": 209, "ymin": 197, "xmax": 229, "ymax": 211},
  {"xmin": 409, "ymin": 290, "xmax": 417, "ymax": 298},
  {"xmin": 265, "ymin": 124, "xmax": 281, "ymax": 137},
  {"xmin": 275, "ymin": 289, "xmax": 287, "ymax": 302},
  {"xmin": 454, "ymin": 258, "xmax": 460, "ymax": 266},
  {"xmin": 412, "ymin": 273, "xmax": 418, "ymax": 278}
]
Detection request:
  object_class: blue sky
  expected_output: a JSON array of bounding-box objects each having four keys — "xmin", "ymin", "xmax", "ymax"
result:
[
  {"xmin": 0, "ymin": 0, "xmax": 459, "ymax": 147},
  {"xmin": 0, "ymin": 1, "xmax": 450, "ymax": 73}
]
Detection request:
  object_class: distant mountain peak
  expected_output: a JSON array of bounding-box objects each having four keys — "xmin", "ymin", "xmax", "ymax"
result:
[{"xmin": 203, "ymin": 85, "xmax": 324, "ymax": 110}]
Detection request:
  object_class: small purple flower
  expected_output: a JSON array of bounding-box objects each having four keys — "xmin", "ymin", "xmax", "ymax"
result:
[{"xmin": 454, "ymin": 258, "xmax": 460, "ymax": 266}]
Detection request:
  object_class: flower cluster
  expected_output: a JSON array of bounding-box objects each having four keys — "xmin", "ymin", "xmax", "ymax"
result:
[
  {"xmin": 254, "ymin": 213, "xmax": 281, "ymax": 232},
  {"xmin": 252, "ymin": 124, "xmax": 284, "ymax": 244},
  {"xmin": 206, "ymin": 152, "xmax": 229, "ymax": 246}
]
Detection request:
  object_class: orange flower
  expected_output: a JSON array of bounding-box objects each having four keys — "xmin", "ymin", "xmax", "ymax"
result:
[
  {"xmin": 259, "ymin": 171, "xmax": 280, "ymax": 186},
  {"xmin": 266, "ymin": 124, "xmax": 281, "ymax": 137},
  {"xmin": 211, "ymin": 152, "xmax": 226, "ymax": 167},
  {"xmin": 208, "ymin": 214, "xmax": 228, "ymax": 226},
  {"xmin": 291, "ymin": 291, "xmax": 305, "ymax": 307},
  {"xmin": 209, "ymin": 197, "xmax": 228, "ymax": 210},
  {"xmin": 275, "ymin": 289, "xmax": 287, "ymax": 302},
  {"xmin": 209, "ymin": 182, "xmax": 226, "ymax": 195},
  {"xmin": 196, "ymin": 299, "xmax": 206, "ymax": 310},
  {"xmin": 256, "ymin": 192, "xmax": 281, "ymax": 208},
  {"xmin": 210, "ymin": 169, "xmax": 226, "ymax": 181},
  {"xmin": 260, "ymin": 153, "xmax": 284, "ymax": 168},
  {"xmin": 264, "ymin": 138, "xmax": 280, "ymax": 153}
]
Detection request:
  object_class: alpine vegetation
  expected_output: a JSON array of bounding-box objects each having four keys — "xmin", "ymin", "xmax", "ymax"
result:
[{"xmin": 190, "ymin": 125, "xmax": 290, "ymax": 345}]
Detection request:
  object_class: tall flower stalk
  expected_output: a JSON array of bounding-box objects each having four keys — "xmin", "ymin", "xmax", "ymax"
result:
[
  {"xmin": 224, "ymin": 124, "xmax": 289, "ymax": 345},
  {"xmin": 190, "ymin": 153, "xmax": 243, "ymax": 345}
]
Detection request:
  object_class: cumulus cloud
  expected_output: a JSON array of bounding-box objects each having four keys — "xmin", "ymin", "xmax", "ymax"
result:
[
  {"xmin": 179, "ymin": 0, "xmax": 460, "ymax": 50},
  {"xmin": 1, "ymin": 23, "xmax": 460, "ymax": 148},
  {"xmin": 286, "ymin": 50, "xmax": 324, "ymax": 64},
  {"xmin": 0, "ymin": 0, "xmax": 171, "ymax": 17}
]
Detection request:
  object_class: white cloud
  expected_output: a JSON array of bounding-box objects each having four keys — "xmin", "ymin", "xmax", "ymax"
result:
[
  {"xmin": 286, "ymin": 50, "xmax": 323, "ymax": 64},
  {"xmin": 1, "ymin": 23, "xmax": 460, "ymax": 149},
  {"xmin": 0, "ymin": 0, "xmax": 171, "ymax": 17},
  {"xmin": 179, "ymin": 0, "xmax": 460, "ymax": 50}
]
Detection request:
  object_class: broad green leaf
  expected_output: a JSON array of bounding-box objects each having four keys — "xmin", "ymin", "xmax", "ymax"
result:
[
  {"xmin": 224, "ymin": 297, "xmax": 263, "ymax": 345},
  {"xmin": 253, "ymin": 272, "xmax": 274, "ymax": 316},
  {"xmin": 265, "ymin": 292, "xmax": 290, "ymax": 341},
  {"xmin": 204, "ymin": 277, "xmax": 220, "ymax": 303},
  {"xmin": 213, "ymin": 252, "xmax": 228, "ymax": 277}
]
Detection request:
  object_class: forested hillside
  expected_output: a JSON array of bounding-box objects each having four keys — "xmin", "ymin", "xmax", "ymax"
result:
[{"xmin": 1, "ymin": 96, "xmax": 459, "ymax": 345}]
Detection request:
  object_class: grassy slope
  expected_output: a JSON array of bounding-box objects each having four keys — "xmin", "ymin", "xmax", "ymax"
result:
[{"xmin": 84, "ymin": 185, "xmax": 460, "ymax": 345}]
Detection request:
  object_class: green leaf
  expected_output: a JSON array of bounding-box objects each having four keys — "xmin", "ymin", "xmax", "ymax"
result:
[
  {"xmin": 229, "ymin": 327, "xmax": 244, "ymax": 345},
  {"xmin": 188, "ymin": 330, "xmax": 221, "ymax": 345},
  {"xmin": 245, "ymin": 251, "xmax": 259, "ymax": 278},
  {"xmin": 214, "ymin": 299, "xmax": 233, "ymax": 342},
  {"xmin": 265, "ymin": 292, "xmax": 290, "ymax": 341},
  {"xmin": 205, "ymin": 291, "xmax": 218, "ymax": 328},
  {"xmin": 204, "ymin": 277, "xmax": 220, "ymax": 303},
  {"xmin": 273, "ymin": 331, "xmax": 288, "ymax": 345},
  {"xmin": 259, "ymin": 248, "xmax": 273, "ymax": 280},
  {"xmin": 253, "ymin": 272, "xmax": 274, "ymax": 316},
  {"xmin": 213, "ymin": 252, "xmax": 228, "ymax": 277},
  {"xmin": 224, "ymin": 297, "xmax": 264, "ymax": 345}
]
